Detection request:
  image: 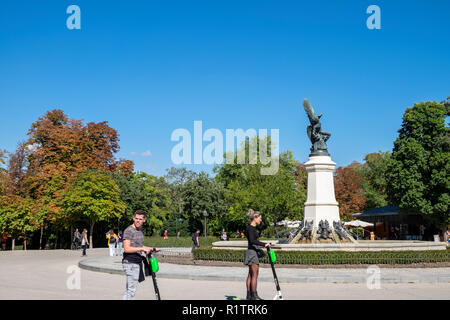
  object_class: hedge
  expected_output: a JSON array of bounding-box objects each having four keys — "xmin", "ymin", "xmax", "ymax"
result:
[{"xmin": 192, "ymin": 247, "xmax": 450, "ymax": 265}]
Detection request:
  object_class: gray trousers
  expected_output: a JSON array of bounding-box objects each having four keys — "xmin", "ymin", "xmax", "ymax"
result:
[{"xmin": 123, "ymin": 263, "xmax": 140, "ymax": 300}]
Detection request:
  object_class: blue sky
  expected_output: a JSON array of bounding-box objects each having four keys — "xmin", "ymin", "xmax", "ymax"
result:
[{"xmin": 1, "ymin": 0, "xmax": 449, "ymax": 176}]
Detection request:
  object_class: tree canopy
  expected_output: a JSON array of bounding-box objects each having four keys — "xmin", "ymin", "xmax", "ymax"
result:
[
  {"xmin": 386, "ymin": 100, "xmax": 449, "ymax": 228},
  {"xmin": 334, "ymin": 164, "xmax": 366, "ymax": 219},
  {"xmin": 214, "ymin": 137, "xmax": 306, "ymax": 234},
  {"xmin": 61, "ymin": 171, "xmax": 126, "ymax": 247}
]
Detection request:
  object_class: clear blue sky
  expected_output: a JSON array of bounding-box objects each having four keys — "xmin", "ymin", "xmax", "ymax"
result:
[{"xmin": 1, "ymin": 0, "xmax": 449, "ymax": 176}]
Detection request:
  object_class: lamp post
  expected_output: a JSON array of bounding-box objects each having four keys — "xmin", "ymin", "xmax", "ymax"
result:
[{"xmin": 203, "ymin": 210, "xmax": 208, "ymax": 238}]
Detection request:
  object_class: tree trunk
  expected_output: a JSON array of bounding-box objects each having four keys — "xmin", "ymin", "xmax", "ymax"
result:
[
  {"xmin": 55, "ymin": 232, "xmax": 58, "ymax": 249},
  {"xmin": 12, "ymin": 238, "xmax": 15, "ymax": 250},
  {"xmin": 23, "ymin": 236, "xmax": 27, "ymax": 251},
  {"xmin": 39, "ymin": 224, "xmax": 43, "ymax": 250},
  {"xmin": 273, "ymin": 217, "xmax": 278, "ymax": 238},
  {"xmin": 89, "ymin": 220, "xmax": 95, "ymax": 249}
]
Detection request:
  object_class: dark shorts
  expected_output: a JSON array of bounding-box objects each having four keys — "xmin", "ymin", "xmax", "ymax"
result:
[{"xmin": 244, "ymin": 249, "xmax": 259, "ymax": 265}]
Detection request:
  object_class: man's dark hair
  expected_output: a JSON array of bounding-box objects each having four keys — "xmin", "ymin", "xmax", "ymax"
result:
[{"xmin": 134, "ymin": 209, "xmax": 147, "ymax": 217}]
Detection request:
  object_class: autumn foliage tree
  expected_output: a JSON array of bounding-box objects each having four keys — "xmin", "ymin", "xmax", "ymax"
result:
[
  {"xmin": 334, "ymin": 165, "xmax": 366, "ymax": 219},
  {"xmin": 24, "ymin": 109, "xmax": 134, "ymax": 231},
  {"xmin": 26, "ymin": 110, "xmax": 133, "ymax": 194}
]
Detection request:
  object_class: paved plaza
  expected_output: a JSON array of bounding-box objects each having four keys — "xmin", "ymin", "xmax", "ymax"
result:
[{"xmin": 0, "ymin": 249, "xmax": 449, "ymax": 300}]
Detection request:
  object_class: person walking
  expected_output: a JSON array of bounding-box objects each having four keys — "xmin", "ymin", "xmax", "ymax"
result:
[
  {"xmin": 73, "ymin": 228, "xmax": 81, "ymax": 249},
  {"xmin": 122, "ymin": 210, "xmax": 158, "ymax": 300},
  {"xmin": 220, "ymin": 230, "xmax": 228, "ymax": 241},
  {"xmin": 81, "ymin": 229, "xmax": 89, "ymax": 256},
  {"xmin": 106, "ymin": 229, "xmax": 118, "ymax": 257},
  {"xmin": 244, "ymin": 209, "xmax": 270, "ymax": 300},
  {"xmin": 1, "ymin": 234, "xmax": 7, "ymax": 251},
  {"xmin": 163, "ymin": 229, "xmax": 168, "ymax": 240},
  {"xmin": 116, "ymin": 232, "xmax": 124, "ymax": 256},
  {"xmin": 192, "ymin": 230, "xmax": 200, "ymax": 250}
]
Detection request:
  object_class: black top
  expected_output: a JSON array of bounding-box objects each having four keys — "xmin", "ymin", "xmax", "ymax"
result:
[{"xmin": 245, "ymin": 225, "xmax": 266, "ymax": 250}]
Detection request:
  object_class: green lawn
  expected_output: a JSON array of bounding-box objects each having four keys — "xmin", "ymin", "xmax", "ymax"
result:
[
  {"xmin": 143, "ymin": 236, "xmax": 220, "ymax": 248},
  {"xmin": 143, "ymin": 236, "xmax": 280, "ymax": 247}
]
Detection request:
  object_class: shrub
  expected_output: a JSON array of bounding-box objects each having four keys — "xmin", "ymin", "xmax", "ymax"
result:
[{"xmin": 192, "ymin": 247, "xmax": 450, "ymax": 264}]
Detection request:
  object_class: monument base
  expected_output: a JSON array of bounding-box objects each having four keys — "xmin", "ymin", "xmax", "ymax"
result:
[{"xmin": 290, "ymin": 155, "xmax": 357, "ymax": 244}]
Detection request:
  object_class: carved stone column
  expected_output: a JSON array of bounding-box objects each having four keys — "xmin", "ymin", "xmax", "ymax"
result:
[{"xmin": 303, "ymin": 155, "xmax": 340, "ymax": 228}]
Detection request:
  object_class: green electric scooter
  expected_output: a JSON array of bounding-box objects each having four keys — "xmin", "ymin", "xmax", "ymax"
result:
[
  {"xmin": 267, "ymin": 247, "xmax": 283, "ymax": 300},
  {"xmin": 146, "ymin": 248, "xmax": 161, "ymax": 300}
]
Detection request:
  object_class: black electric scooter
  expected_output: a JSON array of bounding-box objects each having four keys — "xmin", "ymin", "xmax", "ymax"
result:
[{"xmin": 267, "ymin": 247, "xmax": 283, "ymax": 300}]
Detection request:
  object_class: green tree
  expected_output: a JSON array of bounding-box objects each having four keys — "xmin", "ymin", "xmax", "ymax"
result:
[
  {"xmin": 214, "ymin": 137, "xmax": 306, "ymax": 234},
  {"xmin": 181, "ymin": 172, "xmax": 227, "ymax": 234},
  {"xmin": 0, "ymin": 195, "xmax": 38, "ymax": 250},
  {"xmin": 356, "ymin": 151, "xmax": 391, "ymax": 210},
  {"xmin": 61, "ymin": 171, "xmax": 126, "ymax": 248},
  {"xmin": 107, "ymin": 171, "xmax": 171, "ymax": 235},
  {"xmin": 163, "ymin": 167, "xmax": 196, "ymax": 234},
  {"xmin": 386, "ymin": 100, "xmax": 450, "ymax": 231}
]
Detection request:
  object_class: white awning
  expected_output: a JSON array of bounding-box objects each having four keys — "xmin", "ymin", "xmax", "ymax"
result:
[{"xmin": 344, "ymin": 220, "xmax": 374, "ymax": 227}]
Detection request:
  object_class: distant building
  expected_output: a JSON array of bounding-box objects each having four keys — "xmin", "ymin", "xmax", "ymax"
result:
[{"xmin": 352, "ymin": 206, "xmax": 436, "ymax": 241}]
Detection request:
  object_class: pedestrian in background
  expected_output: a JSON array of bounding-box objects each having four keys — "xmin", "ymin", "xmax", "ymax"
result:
[
  {"xmin": 192, "ymin": 230, "xmax": 200, "ymax": 250},
  {"xmin": 81, "ymin": 229, "xmax": 89, "ymax": 256},
  {"xmin": 220, "ymin": 230, "xmax": 228, "ymax": 241},
  {"xmin": 116, "ymin": 232, "xmax": 124, "ymax": 256},
  {"xmin": 106, "ymin": 229, "xmax": 118, "ymax": 257},
  {"xmin": 73, "ymin": 228, "xmax": 81, "ymax": 249},
  {"xmin": 1, "ymin": 234, "xmax": 7, "ymax": 251}
]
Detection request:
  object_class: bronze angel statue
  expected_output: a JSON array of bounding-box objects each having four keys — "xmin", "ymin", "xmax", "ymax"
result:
[{"xmin": 303, "ymin": 99, "xmax": 331, "ymax": 156}]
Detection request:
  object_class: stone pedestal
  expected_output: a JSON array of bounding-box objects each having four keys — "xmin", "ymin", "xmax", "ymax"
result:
[{"xmin": 303, "ymin": 155, "xmax": 340, "ymax": 228}]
